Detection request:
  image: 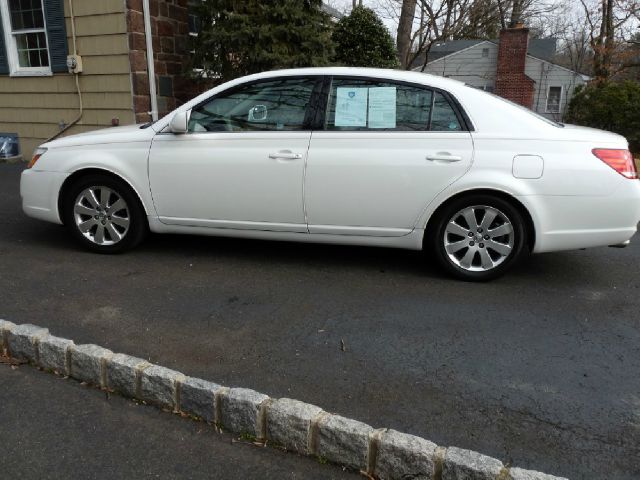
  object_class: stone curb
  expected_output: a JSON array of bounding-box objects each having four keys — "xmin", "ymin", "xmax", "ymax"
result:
[{"xmin": 0, "ymin": 321, "xmax": 569, "ymax": 480}]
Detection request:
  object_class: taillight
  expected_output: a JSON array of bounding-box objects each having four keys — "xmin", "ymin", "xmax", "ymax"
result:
[{"xmin": 592, "ymin": 148, "xmax": 638, "ymax": 179}]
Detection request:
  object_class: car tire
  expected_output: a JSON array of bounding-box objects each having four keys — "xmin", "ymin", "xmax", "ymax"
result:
[
  {"xmin": 61, "ymin": 173, "xmax": 147, "ymax": 254},
  {"xmin": 427, "ymin": 194, "xmax": 528, "ymax": 281}
]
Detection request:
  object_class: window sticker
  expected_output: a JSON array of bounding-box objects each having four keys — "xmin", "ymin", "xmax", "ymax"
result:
[
  {"xmin": 335, "ymin": 87, "xmax": 368, "ymax": 127},
  {"xmin": 368, "ymin": 87, "xmax": 396, "ymax": 129}
]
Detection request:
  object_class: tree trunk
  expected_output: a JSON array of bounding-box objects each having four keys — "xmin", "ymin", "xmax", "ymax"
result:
[
  {"xmin": 593, "ymin": 0, "xmax": 614, "ymax": 81},
  {"xmin": 603, "ymin": 0, "xmax": 614, "ymax": 78},
  {"xmin": 510, "ymin": 0, "xmax": 525, "ymax": 27},
  {"xmin": 397, "ymin": 0, "xmax": 417, "ymax": 69}
]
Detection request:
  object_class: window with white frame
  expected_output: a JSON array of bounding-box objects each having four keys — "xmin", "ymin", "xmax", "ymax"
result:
[
  {"xmin": 0, "ymin": 0, "xmax": 51, "ymax": 75},
  {"xmin": 546, "ymin": 86, "xmax": 562, "ymax": 113}
]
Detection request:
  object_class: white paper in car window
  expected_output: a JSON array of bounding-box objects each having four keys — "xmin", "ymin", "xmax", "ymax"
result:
[
  {"xmin": 335, "ymin": 87, "xmax": 367, "ymax": 127},
  {"xmin": 368, "ymin": 87, "xmax": 396, "ymax": 129}
]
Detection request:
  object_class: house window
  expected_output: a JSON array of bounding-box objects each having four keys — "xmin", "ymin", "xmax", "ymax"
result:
[
  {"xmin": 188, "ymin": 0, "xmax": 201, "ymax": 37},
  {"xmin": 0, "ymin": 0, "xmax": 51, "ymax": 75},
  {"xmin": 546, "ymin": 86, "xmax": 562, "ymax": 113},
  {"xmin": 481, "ymin": 48, "xmax": 489, "ymax": 58}
]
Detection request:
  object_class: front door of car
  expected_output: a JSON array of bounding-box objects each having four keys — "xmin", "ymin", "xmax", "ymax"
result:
[
  {"xmin": 148, "ymin": 77, "xmax": 321, "ymax": 232},
  {"xmin": 305, "ymin": 77, "xmax": 474, "ymax": 236}
]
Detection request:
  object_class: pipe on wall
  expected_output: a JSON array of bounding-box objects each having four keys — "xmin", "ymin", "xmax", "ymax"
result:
[{"xmin": 142, "ymin": 0, "xmax": 158, "ymax": 121}]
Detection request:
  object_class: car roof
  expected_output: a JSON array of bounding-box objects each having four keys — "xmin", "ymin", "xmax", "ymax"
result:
[{"xmin": 243, "ymin": 67, "xmax": 466, "ymax": 92}]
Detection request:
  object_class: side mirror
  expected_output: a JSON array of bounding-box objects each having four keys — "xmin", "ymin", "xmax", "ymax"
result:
[{"xmin": 169, "ymin": 111, "xmax": 189, "ymax": 134}]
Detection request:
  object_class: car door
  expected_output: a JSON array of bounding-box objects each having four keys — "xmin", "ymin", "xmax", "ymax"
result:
[
  {"xmin": 148, "ymin": 76, "xmax": 321, "ymax": 232},
  {"xmin": 305, "ymin": 76, "xmax": 474, "ymax": 236}
]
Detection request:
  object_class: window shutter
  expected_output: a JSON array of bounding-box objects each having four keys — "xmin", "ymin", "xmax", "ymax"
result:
[
  {"xmin": 44, "ymin": 0, "xmax": 68, "ymax": 73},
  {"xmin": 0, "ymin": 12, "xmax": 8, "ymax": 75}
]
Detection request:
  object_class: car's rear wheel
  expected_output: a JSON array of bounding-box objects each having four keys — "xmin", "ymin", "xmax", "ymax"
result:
[
  {"xmin": 62, "ymin": 174, "xmax": 146, "ymax": 253},
  {"xmin": 428, "ymin": 194, "xmax": 528, "ymax": 281}
]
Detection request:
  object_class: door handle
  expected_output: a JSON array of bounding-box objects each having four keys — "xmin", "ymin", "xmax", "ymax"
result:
[
  {"xmin": 426, "ymin": 153, "xmax": 463, "ymax": 163},
  {"xmin": 269, "ymin": 151, "xmax": 302, "ymax": 160}
]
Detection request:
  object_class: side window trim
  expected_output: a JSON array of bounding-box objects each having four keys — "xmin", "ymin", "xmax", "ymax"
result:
[
  {"xmin": 317, "ymin": 75, "xmax": 474, "ymax": 132},
  {"xmin": 427, "ymin": 90, "xmax": 435, "ymax": 130},
  {"xmin": 185, "ymin": 75, "xmax": 324, "ymax": 134}
]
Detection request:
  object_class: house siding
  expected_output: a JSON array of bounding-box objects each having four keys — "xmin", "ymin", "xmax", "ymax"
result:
[
  {"xmin": 0, "ymin": 0, "xmax": 135, "ymax": 159},
  {"xmin": 525, "ymin": 58, "xmax": 587, "ymax": 121},
  {"xmin": 422, "ymin": 42, "xmax": 499, "ymax": 90},
  {"xmin": 420, "ymin": 41, "xmax": 588, "ymax": 120}
]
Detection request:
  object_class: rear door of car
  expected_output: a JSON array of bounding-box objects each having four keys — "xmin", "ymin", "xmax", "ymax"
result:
[{"xmin": 304, "ymin": 76, "xmax": 474, "ymax": 236}]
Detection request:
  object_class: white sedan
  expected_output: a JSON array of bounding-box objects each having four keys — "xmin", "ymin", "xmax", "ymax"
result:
[{"xmin": 20, "ymin": 67, "xmax": 640, "ymax": 280}]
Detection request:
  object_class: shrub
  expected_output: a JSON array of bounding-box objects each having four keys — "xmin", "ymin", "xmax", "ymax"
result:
[{"xmin": 565, "ymin": 81, "xmax": 640, "ymax": 154}]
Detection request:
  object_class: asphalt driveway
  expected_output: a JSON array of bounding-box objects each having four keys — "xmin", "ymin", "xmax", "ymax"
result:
[
  {"xmin": 0, "ymin": 362, "xmax": 356, "ymax": 479},
  {"xmin": 1, "ymin": 163, "xmax": 639, "ymax": 479}
]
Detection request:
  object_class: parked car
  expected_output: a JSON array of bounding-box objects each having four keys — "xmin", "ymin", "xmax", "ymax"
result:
[{"xmin": 20, "ymin": 67, "xmax": 640, "ymax": 280}]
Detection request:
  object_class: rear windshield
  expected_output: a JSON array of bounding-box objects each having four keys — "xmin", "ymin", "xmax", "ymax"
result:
[{"xmin": 465, "ymin": 84, "xmax": 563, "ymax": 128}]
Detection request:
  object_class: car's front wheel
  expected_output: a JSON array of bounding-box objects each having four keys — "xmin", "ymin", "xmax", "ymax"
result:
[
  {"xmin": 62, "ymin": 174, "xmax": 147, "ymax": 253},
  {"xmin": 428, "ymin": 194, "xmax": 528, "ymax": 281}
]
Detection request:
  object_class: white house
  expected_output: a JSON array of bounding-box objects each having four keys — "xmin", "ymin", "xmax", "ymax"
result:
[{"xmin": 413, "ymin": 27, "xmax": 590, "ymax": 121}]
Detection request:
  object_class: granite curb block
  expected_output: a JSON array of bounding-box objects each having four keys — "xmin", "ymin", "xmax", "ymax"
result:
[
  {"xmin": 140, "ymin": 364, "xmax": 185, "ymax": 409},
  {"xmin": 0, "ymin": 321, "xmax": 569, "ymax": 480},
  {"xmin": 220, "ymin": 387, "xmax": 270, "ymax": 439},
  {"xmin": 70, "ymin": 344, "xmax": 113, "ymax": 388},
  {"xmin": 107, "ymin": 353, "xmax": 151, "ymax": 398},
  {"xmin": 39, "ymin": 335, "xmax": 75, "ymax": 375},
  {"xmin": 179, "ymin": 377, "xmax": 223, "ymax": 423},
  {"xmin": 267, "ymin": 397, "xmax": 323, "ymax": 454},
  {"xmin": 375, "ymin": 429, "xmax": 439, "ymax": 480},
  {"xmin": 6, "ymin": 323, "xmax": 49, "ymax": 362}
]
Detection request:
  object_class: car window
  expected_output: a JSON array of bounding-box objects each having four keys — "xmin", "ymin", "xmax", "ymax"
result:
[
  {"xmin": 325, "ymin": 78, "xmax": 463, "ymax": 132},
  {"xmin": 188, "ymin": 78, "xmax": 317, "ymax": 133}
]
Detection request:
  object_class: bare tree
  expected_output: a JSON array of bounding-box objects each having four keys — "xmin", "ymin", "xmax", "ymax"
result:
[
  {"xmin": 385, "ymin": 0, "xmax": 564, "ymax": 70},
  {"xmin": 578, "ymin": 0, "xmax": 640, "ymax": 80}
]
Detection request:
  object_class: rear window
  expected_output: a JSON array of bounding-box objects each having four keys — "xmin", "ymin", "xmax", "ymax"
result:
[
  {"xmin": 325, "ymin": 78, "xmax": 463, "ymax": 132},
  {"xmin": 465, "ymin": 84, "xmax": 563, "ymax": 128}
]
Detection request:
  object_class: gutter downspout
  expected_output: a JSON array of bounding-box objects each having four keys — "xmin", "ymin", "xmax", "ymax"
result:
[
  {"xmin": 142, "ymin": 0, "xmax": 158, "ymax": 122},
  {"xmin": 45, "ymin": 0, "xmax": 82, "ymax": 143}
]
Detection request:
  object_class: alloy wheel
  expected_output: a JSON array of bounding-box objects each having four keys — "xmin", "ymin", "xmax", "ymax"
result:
[
  {"xmin": 73, "ymin": 186, "xmax": 130, "ymax": 246},
  {"xmin": 443, "ymin": 205, "xmax": 514, "ymax": 272}
]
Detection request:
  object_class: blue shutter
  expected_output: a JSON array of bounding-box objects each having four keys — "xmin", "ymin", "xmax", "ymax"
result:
[
  {"xmin": 0, "ymin": 11, "xmax": 8, "ymax": 74},
  {"xmin": 44, "ymin": 0, "xmax": 68, "ymax": 73}
]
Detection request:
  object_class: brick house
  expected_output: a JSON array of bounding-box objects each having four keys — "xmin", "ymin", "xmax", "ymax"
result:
[
  {"xmin": 413, "ymin": 26, "xmax": 591, "ymax": 121},
  {"xmin": 0, "ymin": 0, "xmax": 203, "ymax": 160}
]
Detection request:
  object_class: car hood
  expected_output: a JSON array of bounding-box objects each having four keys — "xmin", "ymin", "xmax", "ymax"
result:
[{"xmin": 42, "ymin": 123, "xmax": 155, "ymax": 149}]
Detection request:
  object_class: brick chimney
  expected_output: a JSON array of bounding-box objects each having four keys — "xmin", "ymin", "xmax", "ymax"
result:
[{"xmin": 495, "ymin": 25, "xmax": 535, "ymax": 108}]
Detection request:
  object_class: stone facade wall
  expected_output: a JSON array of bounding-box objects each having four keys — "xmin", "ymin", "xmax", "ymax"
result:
[{"xmin": 126, "ymin": 0, "xmax": 206, "ymax": 123}]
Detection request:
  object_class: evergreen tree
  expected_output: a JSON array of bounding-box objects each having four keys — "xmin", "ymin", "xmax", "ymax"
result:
[
  {"xmin": 332, "ymin": 6, "xmax": 399, "ymax": 69},
  {"xmin": 192, "ymin": 0, "xmax": 333, "ymax": 81}
]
